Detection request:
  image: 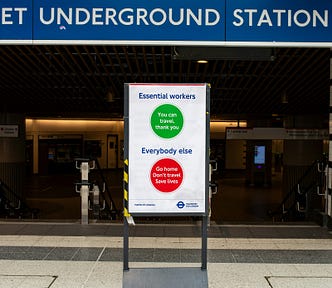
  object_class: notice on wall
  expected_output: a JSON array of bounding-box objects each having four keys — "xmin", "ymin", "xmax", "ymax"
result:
[
  {"xmin": 0, "ymin": 125, "xmax": 19, "ymax": 138},
  {"xmin": 226, "ymin": 127, "xmax": 328, "ymax": 140},
  {"xmin": 126, "ymin": 83, "xmax": 208, "ymax": 214}
]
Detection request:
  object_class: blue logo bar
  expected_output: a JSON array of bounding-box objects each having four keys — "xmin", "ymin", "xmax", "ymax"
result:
[{"xmin": 1, "ymin": 0, "xmax": 332, "ymax": 44}]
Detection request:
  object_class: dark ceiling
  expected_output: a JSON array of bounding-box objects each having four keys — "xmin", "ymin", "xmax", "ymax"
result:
[{"xmin": 0, "ymin": 45, "xmax": 330, "ymax": 122}]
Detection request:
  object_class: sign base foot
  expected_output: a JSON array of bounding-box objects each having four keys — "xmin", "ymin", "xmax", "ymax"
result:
[{"xmin": 123, "ymin": 267, "xmax": 208, "ymax": 288}]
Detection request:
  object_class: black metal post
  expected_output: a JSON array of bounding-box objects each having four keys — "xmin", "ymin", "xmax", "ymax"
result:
[
  {"xmin": 201, "ymin": 215, "xmax": 208, "ymax": 270},
  {"xmin": 123, "ymin": 217, "xmax": 129, "ymax": 271}
]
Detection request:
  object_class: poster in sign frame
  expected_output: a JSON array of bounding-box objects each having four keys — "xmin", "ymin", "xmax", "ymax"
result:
[{"xmin": 124, "ymin": 83, "xmax": 210, "ymax": 216}]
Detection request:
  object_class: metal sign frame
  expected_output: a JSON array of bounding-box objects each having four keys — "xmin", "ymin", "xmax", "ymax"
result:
[
  {"xmin": 123, "ymin": 83, "xmax": 210, "ymax": 274},
  {"xmin": 125, "ymin": 83, "xmax": 209, "ymax": 217}
]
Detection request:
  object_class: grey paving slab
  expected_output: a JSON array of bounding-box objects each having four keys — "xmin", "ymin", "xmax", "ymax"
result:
[
  {"xmin": 207, "ymin": 249, "xmax": 235, "ymax": 263},
  {"xmin": 248, "ymin": 227, "xmax": 281, "ymax": 238},
  {"xmin": 130, "ymin": 248, "xmax": 154, "ymax": 262},
  {"xmin": 0, "ymin": 251, "xmax": 47, "ymax": 261},
  {"xmin": 0, "ymin": 246, "xmax": 30, "ymax": 253},
  {"xmin": 280, "ymin": 226, "xmax": 332, "ymax": 239},
  {"xmin": 153, "ymin": 248, "xmax": 181, "ymax": 262},
  {"xmin": 0, "ymin": 246, "xmax": 54, "ymax": 254},
  {"xmin": 0, "ymin": 253, "xmax": 20, "ymax": 260},
  {"xmin": 0, "ymin": 224, "xmax": 26, "ymax": 235},
  {"xmin": 104, "ymin": 225, "xmax": 123, "ymax": 236},
  {"xmin": 180, "ymin": 249, "xmax": 201, "ymax": 263},
  {"xmin": 150, "ymin": 224, "xmax": 196, "ymax": 235},
  {"xmin": 207, "ymin": 226, "xmax": 224, "ymax": 238},
  {"xmin": 222, "ymin": 226, "xmax": 252, "ymax": 238},
  {"xmin": 71, "ymin": 247, "xmax": 104, "ymax": 261},
  {"xmin": 257, "ymin": 250, "xmax": 292, "ymax": 264},
  {"xmin": 99, "ymin": 248, "xmax": 123, "ymax": 261},
  {"xmin": 16, "ymin": 224, "xmax": 54, "ymax": 235},
  {"xmin": 231, "ymin": 249, "xmax": 262, "ymax": 263},
  {"xmin": 0, "ymin": 222, "xmax": 331, "ymax": 239},
  {"xmin": 130, "ymin": 226, "xmax": 165, "ymax": 237},
  {"xmin": 285, "ymin": 250, "xmax": 332, "ymax": 264},
  {"xmin": 27, "ymin": 247, "xmax": 54, "ymax": 254},
  {"xmin": 9, "ymin": 252, "xmax": 47, "ymax": 261},
  {"xmin": 48, "ymin": 225, "xmax": 99, "ymax": 236},
  {"xmin": 44, "ymin": 247, "xmax": 79, "ymax": 260},
  {"xmin": 0, "ymin": 246, "xmax": 332, "ymax": 264}
]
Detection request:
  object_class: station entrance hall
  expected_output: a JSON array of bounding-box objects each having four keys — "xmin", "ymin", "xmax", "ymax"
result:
[
  {"xmin": 1, "ymin": 1, "xmax": 332, "ymax": 288},
  {"xmin": 0, "ymin": 44, "xmax": 331, "ymax": 288},
  {"xmin": 1, "ymin": 45, "xmax": 330, "ymax": 224}
]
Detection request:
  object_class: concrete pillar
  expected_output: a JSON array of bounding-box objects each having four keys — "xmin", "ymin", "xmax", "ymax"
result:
[{"xmin": 0, "ymin": 113, "xmax": 26, "ymax": 200}]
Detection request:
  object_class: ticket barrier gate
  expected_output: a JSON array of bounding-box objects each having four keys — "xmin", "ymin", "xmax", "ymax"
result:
[
  {"xmin": 90, "ymin": 183, "xmax": 106, "ymax": 219},
  {"xmin": 75, "ymin": 158, "xmax": 105, "ymax": 224}
]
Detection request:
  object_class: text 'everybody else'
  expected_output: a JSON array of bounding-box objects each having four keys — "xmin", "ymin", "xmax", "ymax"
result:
[{"xmin": 141, "ymin": 147, "xmax": 192, "ymax": 156}]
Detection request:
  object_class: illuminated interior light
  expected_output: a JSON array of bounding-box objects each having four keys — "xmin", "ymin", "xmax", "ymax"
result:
[{"xmin": 197, "ymin": 59, "xmax": 208, "ymax": 64}]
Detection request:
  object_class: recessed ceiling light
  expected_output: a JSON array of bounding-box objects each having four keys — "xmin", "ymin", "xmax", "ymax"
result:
[{"xmin": 197, "ymin": 59, "xmax": 208, "ymax": 64}]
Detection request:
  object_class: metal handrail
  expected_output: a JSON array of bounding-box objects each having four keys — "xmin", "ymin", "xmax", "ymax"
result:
[
  {"xmin": 0, "ymin": 179, "xmax": 38, "ymax": 218},
  {"xmin": 270, "ymin": 156, "xmax": 327, "ymax": 220},
  {"xmin": 90, "ymin": 158, "xmax": 119, "ymax": 217}
]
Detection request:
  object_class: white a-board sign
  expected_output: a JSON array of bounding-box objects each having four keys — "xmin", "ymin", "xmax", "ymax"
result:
[{"xmin": 125, "ymin": 83, "xmax": 209, "ymax": 215}]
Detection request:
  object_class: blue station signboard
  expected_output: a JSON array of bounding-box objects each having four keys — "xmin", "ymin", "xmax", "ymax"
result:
[{"xmin": 1, "ymin": 0, "xmax": 332, "ymax": 46}]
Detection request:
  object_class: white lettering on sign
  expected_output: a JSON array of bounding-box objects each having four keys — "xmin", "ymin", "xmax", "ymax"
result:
[
  {"xmin": 1, "ymin": 7, "xmax": 27, "ymax": 25},
  {"xmin": 39, "ymin": 7, "xmax": 221, "ymax": 27},
  {"xmin": 233, "ymin": 9, "xmax": 328, "ymax": 27}
]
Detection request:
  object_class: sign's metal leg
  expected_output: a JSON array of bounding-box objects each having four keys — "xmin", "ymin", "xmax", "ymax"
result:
[
  {"xmin": 201, "ymin": 215, "xmax": 208, "ymax": 270},
  {"xmin": 124, "ymin": 216, "xmax": 129, "ymax": 271}
]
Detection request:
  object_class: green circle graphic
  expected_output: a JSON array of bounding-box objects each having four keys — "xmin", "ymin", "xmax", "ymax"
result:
[{"xmin": 150, "ymin": 104, "xmax": 184, "ymax": 138}]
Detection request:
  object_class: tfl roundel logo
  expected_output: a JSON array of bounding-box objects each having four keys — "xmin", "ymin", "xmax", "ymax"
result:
[{"xmin": 176, "ymin": 201, "xmax": 185, "ymax": 209}]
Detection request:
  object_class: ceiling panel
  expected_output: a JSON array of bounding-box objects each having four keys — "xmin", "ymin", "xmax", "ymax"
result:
[{"xmin": 0, "ymin": 45, "xmax": 329, "ymax": 121}]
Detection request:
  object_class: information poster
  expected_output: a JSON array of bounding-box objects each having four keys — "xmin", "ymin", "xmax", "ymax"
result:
[
  {"xmin": 127, "ymin": 83, "xmax": 208, "ymax": 214},
  {"xmin": 0, "ymin": 125, "xmax": 19, "ymax": 138}
]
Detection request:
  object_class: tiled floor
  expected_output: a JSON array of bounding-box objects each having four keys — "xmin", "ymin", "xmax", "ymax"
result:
[
  {"xmin": 0, "ymin": 222, "xmax": 331, "ymax": 287},
  {"xmin": 3, "ymin": 169, "xmax": 331, "ymax": 287}
]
